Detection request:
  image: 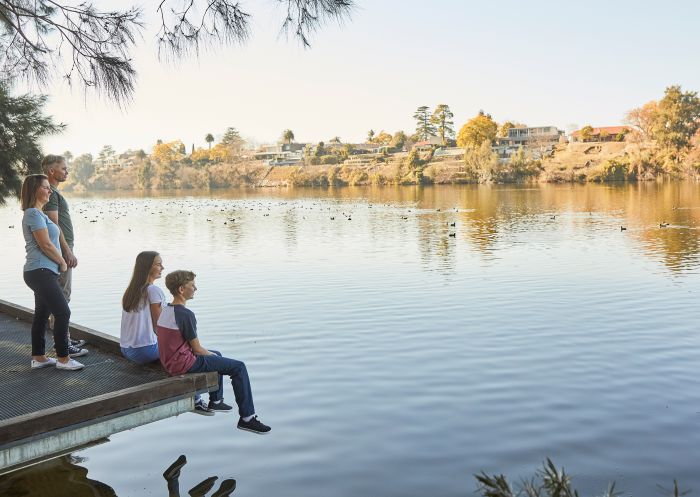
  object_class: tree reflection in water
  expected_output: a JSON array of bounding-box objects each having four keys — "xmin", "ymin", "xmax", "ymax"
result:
[{"xmin": 0, "ymin": 453, "xmax": 237, "ymax": 497}]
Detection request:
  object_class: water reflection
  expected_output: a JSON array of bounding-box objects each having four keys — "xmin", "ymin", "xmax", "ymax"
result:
[
  {"xmin": 163, "ymin": 455, "xmax": 236, "ymax": 497},
  {"xmin": 0, "ymin": 453, "xmax": 237, "ymax": 497},
  {"xmin": 0, "ymin": 455, "xmax": 117, "ymax": 497}
]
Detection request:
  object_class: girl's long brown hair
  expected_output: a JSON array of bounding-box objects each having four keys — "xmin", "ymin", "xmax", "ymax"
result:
[{"xmin": 122, "ymin": 251, "xmax": 159, "ymax": 312}]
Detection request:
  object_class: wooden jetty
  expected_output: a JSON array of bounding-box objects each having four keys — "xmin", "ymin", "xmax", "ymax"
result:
[{"xmin": 0, "ymin": 299, "xmax": 217, "ymax": 475}]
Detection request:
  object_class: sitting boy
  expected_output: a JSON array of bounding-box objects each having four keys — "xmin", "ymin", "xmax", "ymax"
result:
[{"xmin": 157, "ymin": 270, "xmax": 271, "ymax": 434}]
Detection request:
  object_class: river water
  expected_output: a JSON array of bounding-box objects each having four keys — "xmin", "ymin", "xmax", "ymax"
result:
[{"xmin": 1, "ymin": 183, "xmax": 699, "ymax": 496}]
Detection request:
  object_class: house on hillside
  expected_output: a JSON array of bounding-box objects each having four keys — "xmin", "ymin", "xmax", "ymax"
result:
[
  {"xmin": 254, "ymin": 142, "xmax": 306, "ymax": 165},
  {"xmin": 570, "ymin": 126, "xmax": 631, "ymax": 142},
  {"xmin": 492, "ymin": 126, "xmax": 564, "ymax": 160}
]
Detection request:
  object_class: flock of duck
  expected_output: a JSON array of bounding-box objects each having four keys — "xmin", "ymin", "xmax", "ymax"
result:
[{"xmin": 5, "ymin": 200, "xmax": 683, "ymax": 239}]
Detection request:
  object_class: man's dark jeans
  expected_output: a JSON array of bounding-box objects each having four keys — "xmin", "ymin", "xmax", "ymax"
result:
[
  {"xmin": 23, "ymin": 268, "xmax": 70, "ymax": 357},
  {"xmin": 187, "ymin": 350, "xmax": 255, "ymax": 417}
]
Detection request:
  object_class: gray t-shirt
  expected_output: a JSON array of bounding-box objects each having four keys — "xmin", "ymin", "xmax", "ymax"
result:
[
  {"xmin": 44, "ymin": 185, "xmax": 74, "ymax": 247},
  {"xmin": 23, "ymin": 208, "xmax": 60, "ymax": 273}
]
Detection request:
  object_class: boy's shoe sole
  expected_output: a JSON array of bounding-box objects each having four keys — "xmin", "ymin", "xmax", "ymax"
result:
[
  {"xmin": 211, "ymin": 479, "xmax": 237, "ymax": 497},
  {"xmin": 163, "ymin": 454, "xmax": 187, "ymax": 480},
  {"xmin": 31, "ymin": 358, "xmax": 57, "ymax": 369}
]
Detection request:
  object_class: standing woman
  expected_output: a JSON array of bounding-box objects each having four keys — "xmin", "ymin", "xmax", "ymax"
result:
[
  {"xmin": 120, "ymin": 251, "xmax": 166, "ymax": 364},
  {"xmin": 22, "ymin": 175, "xmax": 84, "ymax": 371}
]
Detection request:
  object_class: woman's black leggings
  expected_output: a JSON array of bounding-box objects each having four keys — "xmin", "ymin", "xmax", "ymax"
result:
[{"xmin": 23, "ymin": 268, "xmax": 71, "ymax": 358}]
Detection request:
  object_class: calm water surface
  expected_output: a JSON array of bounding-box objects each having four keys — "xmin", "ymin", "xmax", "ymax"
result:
[{"xmin": 1, "ymin": 183, "xmax": 700, "ymax": 496}]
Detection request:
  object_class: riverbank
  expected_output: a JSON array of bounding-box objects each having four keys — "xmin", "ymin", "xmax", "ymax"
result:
[{"xmin": 63, "ymin": 141, "xmax": 700, "ymax": 192}]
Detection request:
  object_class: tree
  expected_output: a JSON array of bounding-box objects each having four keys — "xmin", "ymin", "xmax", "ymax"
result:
[
  {"xmin": 498, "ymin": 121, "xmax": 526, "ymax": 138},
  {"xmin": 413, "ymin": 106, "xmax": 436, "ymax": 141},
  {"xmin": 329, "ymin": 136, "xmax": 341, "ymax": 144},
  {"xmin": 220, "ymin": 127, "xmax": 244, "ymax": 158},
  {"xmin": 282, "ymin": 129, "xmax": 295, "ymax": 144},
  {"xmin": 431, "ymin": 104, "xmax": 454, "ymax": 145},
  {"xmin": 579, "ymin": 125, "xmax": 594, "ymax": 142},
  {"xmin": 62, "ymin": 150, "xmax": 73, "ymax": 165},
  {"xmin": 456, "ymin": 112, "xmax": 498, "ymax": 149},
  {"xmin": 72, "ymin": 154, "xmax": 95, "ymax": 186},
  {"xmin": 625, "ymin": 101, "xmax": 658, "ymax": 141},
  {"xmin": 652, "ymin": 85, "xmax": 700, "ymax": 152},
  {"xmin": 373, "ymin": 131, "xmax": 392, "ymax": 145},
  {"xmin": 0, "ymin": 0, "xmax": 355, "ymax": 102},
  {"xmin": 390, "ymin": 131, "xmax": 408, "ymax": 151},
  {"xmin": 367, "ymin": 129, "xmax": 375, "ymax": 143},
  {"xmin": 0, "ymin": 83, "xmax": 63, "ymax": 203},
  {"xmin": 314, "ymin": 141, "xmax": 326, "ymax": 157},
  {"xmin": 205, "ymin": 133, "xmax": 215, "ymax": 149},
  {"xmin": 97, "ymin": 145, "xmax": 116, "ymax": 166}
]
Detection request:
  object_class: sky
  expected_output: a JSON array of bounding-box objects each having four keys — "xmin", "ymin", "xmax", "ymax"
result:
[{"xmin": 22, "ymin": 0, "xmax": 700, "ymax": 157}]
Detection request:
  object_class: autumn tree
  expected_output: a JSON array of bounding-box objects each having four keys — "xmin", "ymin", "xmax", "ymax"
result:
[
  {"xmin": 625, "ymin": 101, "xmax": 658, "ymax": 141},
  {"xmin": 498, "ymin": 121, "xmax": 526, "ymax": 138},
  {"xmin": 0, "ymin": 83, "xmax": 63, "ymax": 203},
  {"xmin": 0, "ymin": 0, "xmax": 355, "ymax": 103},
  {"xmin": 431, "ymin": 104, "xmax": 454, "ymax": 145},
  {"xmin": 579, "ymin": 125, "xmax": 594, "ymax": 142},
  {"xmin": 151, "ymin": 140, "xmax": 185, "ymax": 186},
  {"xmin": 205, "ymin": 133, "xmax": 214, "ymax": 149},
  {"xmin": 373, "ymin": 131, "xmax": 392, "ymax": 145},
  {"xmin": 456, "ymin": 111, "xmax": 498, "ymax": 149},
  {"xmin": 413, "ymin": 106, "xmax": 436, "ymax": 141},
  {"xmin": 367, "ymin": 129, "xmax": 375, "ymax": 142}
]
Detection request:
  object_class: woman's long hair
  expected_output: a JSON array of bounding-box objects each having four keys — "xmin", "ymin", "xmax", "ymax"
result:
[
  {"xmin": 20, "ymin": 174, "xmax": 48, "ymax": 211},
  {"xmin": 122, "ymin": 251, "xmax": 159, "ymax": 312}
]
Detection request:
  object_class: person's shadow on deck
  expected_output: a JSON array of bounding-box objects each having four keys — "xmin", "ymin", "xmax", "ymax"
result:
[{"xmin": 163, "ymin": 454, "xmax": 236, "ymax": 497}]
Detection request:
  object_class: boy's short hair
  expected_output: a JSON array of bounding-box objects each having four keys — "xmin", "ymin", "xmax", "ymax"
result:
[{"xmin": 165, "ymin": 270, "xmax": 196, "ymax": 296}]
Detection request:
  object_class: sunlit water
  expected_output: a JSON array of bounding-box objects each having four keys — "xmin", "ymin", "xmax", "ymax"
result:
[{"xmin": 1, "ymin": 183, "xmax": 700, "ymax": 496}]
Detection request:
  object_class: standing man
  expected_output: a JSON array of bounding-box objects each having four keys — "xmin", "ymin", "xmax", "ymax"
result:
[{"xmin": 42, "ymin": 155, "xmax": 88, "ymax": 356}]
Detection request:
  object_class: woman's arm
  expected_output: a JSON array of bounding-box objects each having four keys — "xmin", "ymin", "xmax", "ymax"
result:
[
  {"xmin": 32, "ymin": 228, "xmax": 67, "ymax": 272},
  {"xmin": 150, "ymin": 303, "xmax": 162, "ymax": 334}
]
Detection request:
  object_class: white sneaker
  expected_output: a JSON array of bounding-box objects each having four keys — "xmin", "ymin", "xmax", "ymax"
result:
[
  {"xmin": 56, "ymin": 358, "xmax": 85, "ymax": 370},
  {"xmin": 31, "ymin": 357, "xmax": 57, "ymax": 369}
]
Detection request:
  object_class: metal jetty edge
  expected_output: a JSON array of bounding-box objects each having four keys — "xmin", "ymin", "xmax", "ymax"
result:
[{"xmin": 0, "ymin": 298, "xmax": 218, "ymax": 475}]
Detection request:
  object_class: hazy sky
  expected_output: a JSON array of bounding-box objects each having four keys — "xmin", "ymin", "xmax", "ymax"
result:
[{"xmin": 29, "ymin": 0, "xmax": 700, "ymax": 156}]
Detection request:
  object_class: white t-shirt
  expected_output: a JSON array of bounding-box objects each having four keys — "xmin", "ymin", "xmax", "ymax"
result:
[{"xmin": 120, "ymin": 284, "xmax": 166, "ymax": 348}]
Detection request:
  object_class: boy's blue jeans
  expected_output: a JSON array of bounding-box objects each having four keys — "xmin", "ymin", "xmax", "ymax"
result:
[{"xmin": 187, "ymin": 350, "xmax": 255, "ymax": 417}]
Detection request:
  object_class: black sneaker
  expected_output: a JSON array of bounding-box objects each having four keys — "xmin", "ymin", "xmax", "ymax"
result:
[
  {"xmin": 194, "ymin": 400, "xmax": 215, "ymax": 416},
  {"xmin": 207, "ymin": 400, "xmax": 234, "ymax": 413},
  {"xmin": 68, "ymin": 344, "xmax": 88, "ymax": 358},
  {"xmin": 237, "ymin": 416, "xmax": 271, "ymax": 434},
  {"xmin": 70, "ymin": 338, "xmax": 87, "ymax": 348}
]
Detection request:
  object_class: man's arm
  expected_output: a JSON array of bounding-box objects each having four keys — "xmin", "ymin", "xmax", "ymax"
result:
[
  {"xmin": 188, "ymin": 337, "xmax": 214, "ymax": 356},
  {"xmin": 44, "ymin": 210, "xmax": 78, "ymax": 268}
]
